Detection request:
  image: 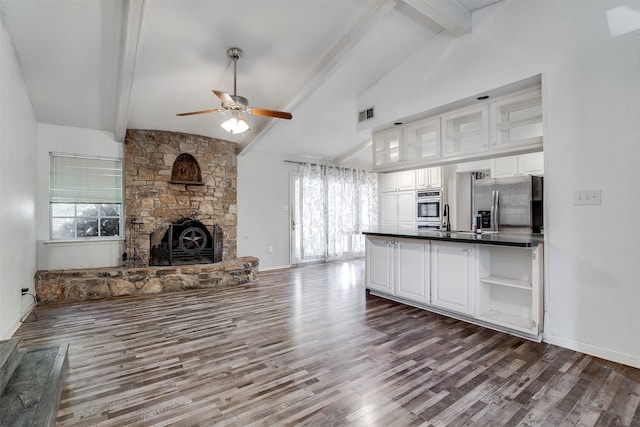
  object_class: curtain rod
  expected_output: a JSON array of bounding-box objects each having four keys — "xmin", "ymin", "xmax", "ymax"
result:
[
  {"xmin": 283, "ymin": 160, "xmax": 374, "ymax": 173},
  {"xmin": 284, "ymin": 160, "xmax": 325, "ymax": 167}
]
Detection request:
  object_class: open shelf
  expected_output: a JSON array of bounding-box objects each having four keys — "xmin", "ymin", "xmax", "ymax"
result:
[{"xmin": 480, "ymin": 275, "xmax": 531, "ymax": 290}]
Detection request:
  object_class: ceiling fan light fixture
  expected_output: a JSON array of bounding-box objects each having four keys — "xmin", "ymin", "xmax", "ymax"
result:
[{"xmin": 221, "ymin": 114, "xmax": 249, "ymax": 134}]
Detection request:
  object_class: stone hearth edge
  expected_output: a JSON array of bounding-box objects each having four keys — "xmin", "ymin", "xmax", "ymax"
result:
[{"xmin": 34, "ymin": 256, "xmax": 259, "ymax": 304}]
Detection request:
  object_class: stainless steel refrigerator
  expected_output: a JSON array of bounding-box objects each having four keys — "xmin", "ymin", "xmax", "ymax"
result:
[{"xmin": 472, "ymin": 175, "xmax": 543, "ymax": 233}]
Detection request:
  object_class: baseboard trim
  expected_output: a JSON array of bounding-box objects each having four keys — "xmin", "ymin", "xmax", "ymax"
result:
[{"xmin": 544, "ymin": 333, "xmax": 640, "ymax": 369}]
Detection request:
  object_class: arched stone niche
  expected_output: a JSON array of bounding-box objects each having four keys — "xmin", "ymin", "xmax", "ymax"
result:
[{"xmin": 170, "ymin": 153, "xmax": 203, "ymax": 184}]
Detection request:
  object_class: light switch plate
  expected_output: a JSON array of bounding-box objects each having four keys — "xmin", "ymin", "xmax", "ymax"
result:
[{"xmin": 574, "ymin": 190, "xmax": 601, "ymax": 205}]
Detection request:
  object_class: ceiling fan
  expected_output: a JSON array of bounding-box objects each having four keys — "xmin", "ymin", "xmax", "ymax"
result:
[{"xmin": 177, "ymin": 47, "xmax": 292, "ymax": 133}]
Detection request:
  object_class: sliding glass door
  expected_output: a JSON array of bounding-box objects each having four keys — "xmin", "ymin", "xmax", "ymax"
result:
[{"xmin": 290, "ymin": 165, "xmax": 377, "ymax": 265}]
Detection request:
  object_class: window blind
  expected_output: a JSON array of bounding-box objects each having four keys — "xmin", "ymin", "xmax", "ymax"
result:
[{"xmin": 50, "ymin": 153, "xmax": 123, "ymax": 203}]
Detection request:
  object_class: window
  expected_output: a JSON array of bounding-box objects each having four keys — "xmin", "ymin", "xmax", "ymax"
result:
[{"xmin": 49, "ymin": 153, "xmax": 123, "ymax": 239}]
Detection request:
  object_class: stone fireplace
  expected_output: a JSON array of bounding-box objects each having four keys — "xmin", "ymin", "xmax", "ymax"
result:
[
  {"xmin": 34, "ymin": 129, "xmax": 258, "ymax": 305},
  {"xmin": 124, "ymin": 129, "xmax": 237, "ymax": 266}
]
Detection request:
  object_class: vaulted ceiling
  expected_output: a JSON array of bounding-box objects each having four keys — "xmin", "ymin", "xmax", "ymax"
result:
[{"xmin": 0, "ymin": 0, "xmax": 501, "ymax": 168}]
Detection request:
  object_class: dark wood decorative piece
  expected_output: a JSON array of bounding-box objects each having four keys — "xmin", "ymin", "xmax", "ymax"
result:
[{"xmin": 170, "ymin": 153, "xmax": 203, "ymax": 185}]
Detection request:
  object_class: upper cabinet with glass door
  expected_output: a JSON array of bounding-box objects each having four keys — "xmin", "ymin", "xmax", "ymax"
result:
[
  {"xmin": 441, "ymin": 105, "xmax": 489, "ymax": 160},
  {"xmin": 403, "ymin": 117, "xmax": 441, "ymax": 165},
  {"xmin": 490, "ymin": 89, "xmax": 543, "ymax": 152},
  {"xmin": 373, "ymin": 128, "xmax": 403, "ymax": 169}
]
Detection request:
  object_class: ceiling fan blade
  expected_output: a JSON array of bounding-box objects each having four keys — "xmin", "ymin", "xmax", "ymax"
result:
[
  {"xmin": 249, "ymin": 108, "xmax": 293, "ymax": 120},
  {"xmin": 176, "ymin": 108, "xmax": 222, "ymax": 116},
  {"xmin": 212, "ymin": 90, "xmax": 236, "ymax": 106}
]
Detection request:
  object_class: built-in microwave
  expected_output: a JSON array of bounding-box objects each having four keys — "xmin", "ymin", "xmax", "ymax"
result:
[{"xmin": 416, "ymin": 189, "xmax": 443, "ymax": 226}]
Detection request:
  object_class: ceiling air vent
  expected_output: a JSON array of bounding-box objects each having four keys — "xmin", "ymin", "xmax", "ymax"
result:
[{"xmin": 358, "ymin": 107, "xmax": 375, "ymax": 123}]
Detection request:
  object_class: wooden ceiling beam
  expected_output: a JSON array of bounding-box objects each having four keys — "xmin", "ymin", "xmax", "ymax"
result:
[
  {"xmin": 114, "ymin": 0, "xmax": 146, "ymax": 143},
  {"xmin": 238, "ymin": 0, "xmax": 398, "ymax": 156},
  {"xmin": 401, "ymin": 0, "xmax": 471, "ymax": 37}
]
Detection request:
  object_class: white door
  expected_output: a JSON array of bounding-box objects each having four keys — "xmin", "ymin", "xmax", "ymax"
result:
[
  {"xmin": 395, "ymin": 239, "xmax": 429, "ymax": 304},
  {"xmin": 290, "ymin": 173, "xmax": 303, "ymax": 265},
  {"xmin": 290, "ymin": 173, "xmax": 318, "ymax": 266},
  {"xmin": 397, "ymin": 192, "xmax": 416, "ymax": 228},
  {"xmin": 366, "ymin": 237, "xmax": 394, "ymax": 294},
  {"xmin": 380, "ymin": 193, "xmax": 398, "ymax": 226},
  {"xmin": 431, "ymin": 242, "xmax": 475, "ymax": 315}
]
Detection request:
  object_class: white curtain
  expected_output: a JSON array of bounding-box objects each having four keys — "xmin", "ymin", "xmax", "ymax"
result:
[
  {"xmin": 300, "ymin": 164, "xmax": 326, "ymax": 260},
  {"xmin": 300, "ymin": 164, "xmax": 377, "ymax": 260}
]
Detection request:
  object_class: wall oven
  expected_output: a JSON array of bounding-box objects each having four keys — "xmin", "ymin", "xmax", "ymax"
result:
[{"xmin": 416, "ymin": 189, "xmax": 443, "ymax": 229}]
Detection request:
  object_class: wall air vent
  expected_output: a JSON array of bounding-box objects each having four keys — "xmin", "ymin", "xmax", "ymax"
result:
[{"xmin": 358, "ymin": 107, "xmax": 375, "ymax": 123}]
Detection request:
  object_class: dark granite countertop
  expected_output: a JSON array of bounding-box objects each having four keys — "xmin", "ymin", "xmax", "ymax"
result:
[{"xmin": 362, "ymin": 227, "xmax": 543, "ymax": 247}]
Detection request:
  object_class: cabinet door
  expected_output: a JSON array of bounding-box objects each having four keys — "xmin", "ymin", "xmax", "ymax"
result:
[
  {"xmin": 396, "ymin": 192, "xmax": 416, "ymax": 228},
  {"xmin": 518, "ymin": 151, "xmax": 544, "ymax": 176},
  {"xmin": 403, "ymin": 117, "xmax": 441, "ymax": 164},
  {"xmin": 373, "ymin": 128, "xmax": 403, "ymax": 169},
  {"xmin": 381, "ymin": 170, "xmax": 415, "ymax": 192},
  {"xmin": 380, "ymin": 193, "xmax": 398, "ymax": 226},
  {"xmin": 366, "ymin": 237, "xmax": 394, "ymax": 294},
  {"xmin": 493, "ymin": 152, "xmax": 544, "ymax": 178},
  {"xmin": 492, "ymin": 155, "xmax": 519, "ymax": 178},
  {"xmin": 456, "ymin": 159, "xmax": 492, "ymax": 173},
  {"xmin": 395, "ymin": 170, "xmax": 416, "ymax": 191},
  {"xmin": 416, "ymin": 166, "xmax": 442, "ymax": 189},
  {"xmin": 395, "ymin": 239, "xmax": 429, "ymax": 304},
  {"xmin": 490, "ymin": 89, "xmax": 543, "ymax": 149},
  {"xmin": 442, "ymin": 105, "xmax": 489, "ymax": 159},
  {"xmin": 380, "ymin": 173, "xmax": 398, "ymax": 193},
  {"xmin": 431, "ymin": 242, "xmax": 475, "ymax": 315},
  {"xmin": 428, "ymin": 166, "xmax": 442, "ymax": 188}
]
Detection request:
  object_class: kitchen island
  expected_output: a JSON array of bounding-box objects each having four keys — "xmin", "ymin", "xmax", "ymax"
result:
[{"xmin": 363, "ymin": 227, "xmax": 544, "ymax": 341}]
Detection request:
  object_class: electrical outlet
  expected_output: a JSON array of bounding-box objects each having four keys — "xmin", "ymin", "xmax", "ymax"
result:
[{"xmin": 574, "ymin": 190, "xmax": 601, "ymax": 205}]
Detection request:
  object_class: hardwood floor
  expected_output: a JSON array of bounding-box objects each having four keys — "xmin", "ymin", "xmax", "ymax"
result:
[{"xmin": 13, "ymin": 260, "xmax": 640, "ymax": 426}]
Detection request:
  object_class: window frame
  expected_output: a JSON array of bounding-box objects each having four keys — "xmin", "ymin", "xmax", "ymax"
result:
[{"xmin": 49, "ymin": 152, "xmax": 124, "ymax": 241}]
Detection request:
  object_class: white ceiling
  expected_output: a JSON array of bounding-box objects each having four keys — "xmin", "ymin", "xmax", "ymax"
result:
[{"xmin": 0, "ymin": 0, "xmax": 501, "ymax": 169}]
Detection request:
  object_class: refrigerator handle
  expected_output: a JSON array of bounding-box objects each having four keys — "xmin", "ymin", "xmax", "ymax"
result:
[{"xmin": 491, "ymin": 190, "xmax": 500, "ymax": 231}]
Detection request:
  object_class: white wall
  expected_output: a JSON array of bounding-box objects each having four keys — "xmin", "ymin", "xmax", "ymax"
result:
[
  {"xmin": 36, "ymin": 124, "xmax": 125, "ymax": 270},
  {"xmin": 237, "ymin": 151, "xmax": 295, "ymax": 270},
  {"xmin": 359, "ymin": 0, "xmax": 640, "ymax": 367},
  {"xmin": 0, "ymin": 15, "xmax": 38, "ymax": 339}
]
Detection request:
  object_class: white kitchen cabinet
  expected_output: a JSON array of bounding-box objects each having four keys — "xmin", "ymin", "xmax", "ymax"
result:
[
  {"xmin": 490, "ymin": 89, "xmax": 543, "ymax": 150},
  {"xmin": 403, "ymin": 117, "xmax": 441, "ymax": 165},
  {"xmin": 476, "ymin": 245, "xmax": 543, "ymax": 335},
  {"xmin": 492, "ymin": 152, "xmax": 543, "ymax": 178},
  {"xmin": 456, "ymin": 159, "xmax": 492, "ymax": 173},
  {"xmin": 365, "ymin": 237, "xmax": 394, "ymax": 294},
  {"xmin": 380, "ymin": 191, "xmax": 415, "ymax": 228},
  {"xmin": 518, "ymin": 151, "xmax": 544, "ymax": 175},
  {"xmin": 395, "ymin": 239, "xmax": 430, "ymax": 304},
  {"xmin": 431, "ymin": 241, "xmax": 475, "ymax": 316},
  {"xmin": 365, "ymin": 233, "xmax": 545, "ymax": 340},
  {"xmin": 416, "ymin": 166, "xmax": 442, "ymax": 189},
  {"xmin": 397, "ymin": 192, "xmax": 415, "ymax": 228},
  {"xmin": 380, "ymin": 170, "xmax": 415, "ymax": 193},
  {"xmin": 442, "ymin": 105, "xmax": 489, "ymax": 160},
  {"xmin": 380, "ymin": 193, "xmax": 399, "ymax": 226},
  {"xmin": 373, "ymin": 128, "xmax": 403, "ymax": 169},
  {"xmin": 366, "ymin": 237, "xmax": 429, "ymax": 303}
]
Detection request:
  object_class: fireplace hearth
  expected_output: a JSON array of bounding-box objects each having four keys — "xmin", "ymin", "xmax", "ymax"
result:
[{"xmin": 150, "ymin": 215, "xmax": 223, "ymax": 266}]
